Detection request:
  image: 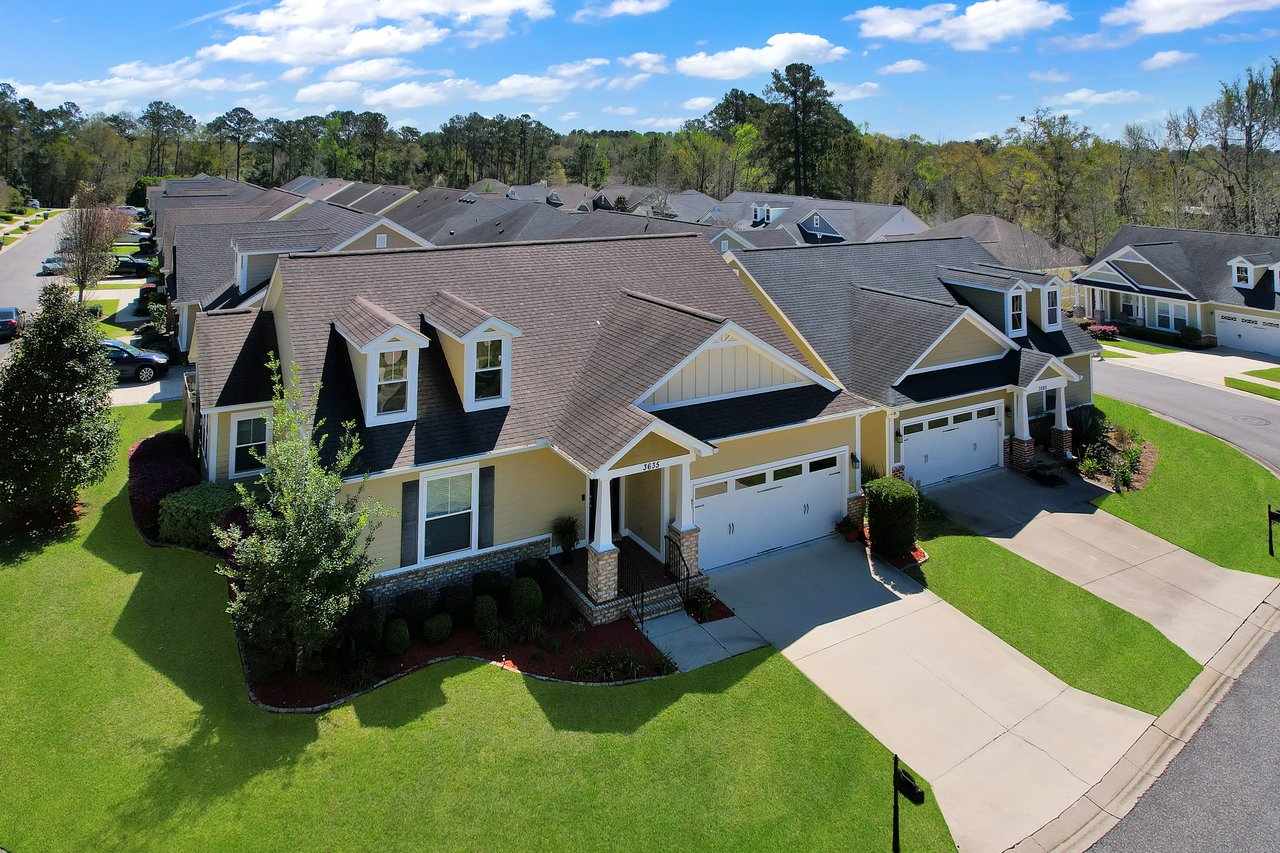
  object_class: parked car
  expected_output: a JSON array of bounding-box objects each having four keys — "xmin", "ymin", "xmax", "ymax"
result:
[
  {"xmin": 41, "ymin": 256, "xmax": 66, "ymax": 275},
  {"xmin": 115, "ymin": 256, "xmax": 151, "ymax": 277},
  {"xmin": 0, "ymin": 307, "xmax": 25, "ymax": 341},
  {"xmin": 101, "ymin": 339, "xmax": 169, "ymax": 383},
  {"xmin": 25, "ymin": 198, "xmax": 40, "ymax": 209},
  {"xmin": 113, "ymin": 205, "xmax": 145, "ymax": 217}
]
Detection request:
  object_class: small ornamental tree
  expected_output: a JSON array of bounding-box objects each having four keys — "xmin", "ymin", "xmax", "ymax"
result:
[
  {"xmin": 0, "ymin": 282, "xmax": 118, "ymax": 523},
  {"xmin": 59, "ymin": 186, "xmax": 133, "ymax": 304},
  {"xmin": 214, "ymin": 357, "xmax": 384, "ymax": 672}
]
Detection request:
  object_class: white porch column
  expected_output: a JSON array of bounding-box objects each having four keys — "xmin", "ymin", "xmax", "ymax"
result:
[
  {"xmin": 1054, "ymin": 388, "xmax": 1069, "ymax": 431},
  {"xmin": 676, "ymin": 461, "xmax": 694, "ymax": 531},
  {"xmin": 1013, "ymin": 390, "xmax": 1031, "ymax": 440},
  {"xmin": 591, "ymin": 474, "xmax": 615, "ymax": 551}
]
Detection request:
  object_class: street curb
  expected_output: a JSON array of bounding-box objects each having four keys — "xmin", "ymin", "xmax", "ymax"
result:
[
  {"xmin": 1103, "ymin": 352, "xmax": 1280, "ymax": 408},
  {"xmin": 1010, "ymin": 587, "xmax": 1280, "ymax": 852}
]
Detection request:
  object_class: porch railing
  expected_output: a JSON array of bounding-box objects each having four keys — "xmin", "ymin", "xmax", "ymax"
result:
[
  {"xmin": 664, "ymin": 533, "xmax": 695, "ymax": 606},
  {"xmin": 619, "ymin": 542, "xmax": 651, "ymax": 629}
]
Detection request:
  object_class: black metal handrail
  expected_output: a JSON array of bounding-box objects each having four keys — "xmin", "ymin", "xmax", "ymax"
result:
[
  {"xmin": 664, "ymin": 533, "xmax": 694, "ymax": 605},
  {"xmin": 620, "ymin": 542, "xmax": 649, "ymax": 628}
]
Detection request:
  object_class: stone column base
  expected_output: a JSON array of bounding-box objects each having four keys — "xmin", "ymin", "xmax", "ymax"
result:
[
  {"xmin": 846, "ymin": 494, "xmax": 867, "ymax": 523},
  {"xmin": 586, "ymin": 545, "xmax": 619, "ymax": 603},
  {"xmin": 667, "ymin": 524, "xmax": 700, "ymax": 577},
  {"xmin": 1003, "ymin": 437, "xmax": 1011, "ymax": 467},
  {"xmin": 891, "ymin": 464, "xmax": 906, "ymax": 480},
  {"xmin": 1009, "ymin": 437, "xmax": 1035, "ymax": 472},
  {"xmin": 1051, "ymin": 426, "xmax": 1073, "ymax": 456}
]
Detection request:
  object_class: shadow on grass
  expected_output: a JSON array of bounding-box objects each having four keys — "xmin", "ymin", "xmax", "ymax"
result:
[
  {"xmin": 350, "ymin": 658, "xmax": 484, "ymax": 729},
  {"xmin": 0, "ymin": 515, "xmax": 80, "ymax": 566}
]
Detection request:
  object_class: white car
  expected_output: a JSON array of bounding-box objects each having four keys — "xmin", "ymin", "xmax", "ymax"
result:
[{"xmin": 41, "ymin": 256, "xmax": 66, "ymax": 275}]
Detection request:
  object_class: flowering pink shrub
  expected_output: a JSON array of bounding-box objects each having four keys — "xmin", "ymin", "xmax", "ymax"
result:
[{"xmin": 1087, "ymin": 324, "xmax": 1119, "ymax": 341}]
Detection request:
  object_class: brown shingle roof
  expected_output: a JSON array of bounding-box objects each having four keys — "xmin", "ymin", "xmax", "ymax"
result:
[
  {"xmin": 334, "ymin": 296, "xmax": 406, "ymax": 348},
  {"xmin": 421, "ymin": 290, "xmax": 495, "ymax": 338},
  {"xmin": 195, "ymin": 308, "xmax": 279, "ymax": 407}
]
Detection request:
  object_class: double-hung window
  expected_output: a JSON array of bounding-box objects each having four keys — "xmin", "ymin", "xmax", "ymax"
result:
[
  {"xmin": 474, "ymin": 339, "xmax": 503, "ymax": 401},
  {"xmin": 231, "ymin": 413, "xmax": 269, "ymax": 477},
  {"xmin": 1046, "ymin": 289, "xmax": 1060, "ymax": 327},
  {"xmin": 1236, "ymin": 265, "xmax": 1251, "ymax": 286},
  {"xmin": 376, "ymin": 349, "xmax": 409, "ymax": 415},
  {"xmin": 422, "ymin": 471, "xmax": 476, "ymax": 559},
  {"xmin": 1155, "ymin": 300, "xmax": 1188, "ymax": 331},
  {"xmin": 1009, "ymin": 292, "xmax": 1026, "ymax": 336}
]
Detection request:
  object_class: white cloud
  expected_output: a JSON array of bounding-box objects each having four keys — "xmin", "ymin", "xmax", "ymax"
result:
[
  {"xmin": 1043, "ymin": 87, "xmax": 1143, "ymax": 107},
  {"xmin": 830, "ymin": 81, "xmax": 881, "ymax": 101},
  {"xmin": 1028, "ymin": 68, "xmax": 1070, "ymax": 82},
  {"xmin": 877, "ymin": 58, "xmax": 927, "ymax": 74},
  {"xmin": 603, "ymin": 105, "xmax": 638, "ymax": 115},
  {"xmin": 635, "ymin": 116, "xmax": 685, "ymax": 129},
  {"xmin": 548, "ymin": 58, "xmax": 611, "ymax": 77},
  {"xmin": 997, "ymin": 93, "xmax": 1015, "ymax": 100},
  {"xmin": 201, "ymin": 21, "xmax": 449, "ymax": 65},
  {"xmin": 296, "ymin": 80, "xmax": 363, "ymax": 102},
  {"xmin": 279, "ymin": 66, "xmax": 311, "ymax": 82},
  {"xmin": 618, "ymin": 51, "xmax": 668, "ymax": 73},
  {"xmin": 559, "ymin": 111, "xmax": 580, "ymax": 121},
  {"xmin": 325, "ymin": 58, "xmax": 424, "ymax": 81},
  {"xmin": 675, "ymin": 33, "xmax": 849, "ymax": 79},
  {"xmin": 7, "ymin": 58, "xmax": 265, "ymax": 108},
  {"xmin": 681, "ymin": 96, "xmax": 716, "ymax": 110},
  {"xmin": 364, "ymin": 73, "xmax": 576, "ymax": 108},
  {"xmin": 850, "ymin": 0, "xmax": 1070, "ymax": 51},
  {"xmin": 1140, "ymin": 49, "xmax": 1196, "ymax": 70},
  {"xmin": 573, "ymin": 0, "xmax": 671, "ymax": 23},
  {"xmin": 1102, "ymin": 0, "xmax": 1280, "ymax": 34},
  {"xmin": 606, "ymin": 73, "xmax": 652, "ymax": 90},
  {"xmin": 1207, "ymin": 26, "xmax": 1280, "ymax": 42}
]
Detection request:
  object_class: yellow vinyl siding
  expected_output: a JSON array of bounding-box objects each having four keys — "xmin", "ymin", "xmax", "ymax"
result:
[
  {"xmin": 914, "ymin": 319, "xmax": 1006, "ymax": 371},
  {"xmin": 624, "ymin": 468, "xmax": 663, "ymax": 551},
  {"xmin": 436, "ymin": 334, "xmax": 467, "ymax": 400},
  {"xmin": 861, "ymin": 409, "xmax": 889, "ymax": 476},
  {"xmin": 339, "ymin": 228, "xmax": 422, "ymax": 252},
  {"xmin": 693, "ymin": 416, "xmax": 855, "ymax": 481},
  {"xmin": 1064, "ymin": 355, "xmax": 1093, "ymax": 407},
  {"xmin": 644, "ymin": 339, "xmax": 806, "ymax": 407},
  {"xmin": 214, "ymin": 407, "xmax": 272, "ymax": 482},
  {"xmin": 616, "ymin": 432, "xmax": 686, "ymax": 468}
]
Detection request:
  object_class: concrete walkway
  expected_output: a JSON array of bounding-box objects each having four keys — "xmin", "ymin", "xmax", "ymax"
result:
[
  {"xmin": 710, "ymin": 537, "xmax": 1154, "ymax": 852},
  {"xmin": 932, "ymin": 470, "xmax": 1279, "ymax": 665},
  {"xmin": 640, "ymin": 610, "xmax": 766, "ymax": 671}
]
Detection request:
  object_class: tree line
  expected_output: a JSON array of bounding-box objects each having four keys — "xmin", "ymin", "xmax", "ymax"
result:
[{"xmin": 1, "ymin": 57, "xmax": 1277, "ymax": 255}]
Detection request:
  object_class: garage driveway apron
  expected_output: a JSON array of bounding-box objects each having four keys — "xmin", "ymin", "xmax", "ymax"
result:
[
  {"xmin": 931, "ymin": 470, "xmax": 1279, "ymax": 664},
  {"xmin": 711, "ymin": 537, "xmax": 1154, "ymax": 852}
]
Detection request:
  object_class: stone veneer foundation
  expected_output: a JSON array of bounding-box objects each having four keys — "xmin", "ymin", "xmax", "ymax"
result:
[{"xmin": 364, "ymin": 539, "xmax": 550, "ymax": 605}]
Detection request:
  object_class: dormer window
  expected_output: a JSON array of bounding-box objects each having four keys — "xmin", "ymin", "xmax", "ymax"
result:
[
  {"xmin": 1045, "ymin": 288, "xmax": 1060, "ymax": 329},
  {"xmin": 376, "ymin": 349, "xmax": 409, "ymax": 415},
  {"xmin": 467, "ymin": 335, "xmax": 511, "ymax": 409},
  {"xmin": 1236, "ymin": 265, "xmax": 1251, "ymax": 286},
  {"xmin": 1009, "ymin": 291, "xmax": 1026, "ymax": 336}
]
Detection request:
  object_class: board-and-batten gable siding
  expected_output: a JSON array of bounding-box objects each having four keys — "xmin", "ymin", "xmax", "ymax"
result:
[
  {"xmin": 643, "ymin": 339, "xmax": 806, "ymax": 407},
  {"xmin": 947, "ymin": 284, "xmax": 1006, "ymax": 330},
  {"xmin": 691, "ymin": 417, "xmax": 854, "ymax": 482},
  {"xmin": 353, "ymin": 446, "xmax": 585, "ymax": 570},
  {"xmin": 914, "ymin": 320, "xmax": 1006, "ymax": 370},
  {"xmin": 245, "ymin": 253, "xmax": 280, "ymax": 291},
  {"xmin": 341, "ymin": 227, "xmax": 421, "ymax": 252},
  {"xmin": 624, "ymin": 468, "xmax": 663, "ymax": 550}
]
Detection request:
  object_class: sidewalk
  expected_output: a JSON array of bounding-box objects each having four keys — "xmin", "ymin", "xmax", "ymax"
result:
[{"xmin": 1102, "ymin": 346, "xmax": 1280, "ymax": 402}]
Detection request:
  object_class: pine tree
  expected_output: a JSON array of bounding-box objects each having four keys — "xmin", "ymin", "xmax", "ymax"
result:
[{"xmin": 0, "ymin": 282, "xmax": 118, "ymax": 522}]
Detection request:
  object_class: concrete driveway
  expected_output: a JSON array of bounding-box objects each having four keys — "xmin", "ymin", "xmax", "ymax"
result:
[
  {"xmin": 1109, "ymin": 345, "xmax": 1280, "ymax": 395},
  {"xmin": 932, "ymin": 470, "xmax": 1278, "ymax": 664},
  {"xmin": 110, "ymin": 365, "xmax": 190, "ymax": 407},
  {"xmin": 710, "ymin": 537, "xmax": 1154, "ymax": 852}
]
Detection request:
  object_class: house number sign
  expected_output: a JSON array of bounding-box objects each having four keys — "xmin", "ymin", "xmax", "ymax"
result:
[{"xmin": 641, "ymin": 460, "xmax": 663, "ymax": 471}]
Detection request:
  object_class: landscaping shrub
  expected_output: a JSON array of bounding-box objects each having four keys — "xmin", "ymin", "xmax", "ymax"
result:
[
  {"xmin": 569, "ymin": 646, "xmax": 643, "ymax": 681},
  {"xmin": 157, "ymin": 482, "xmax": 241, "ymax": 551},
  {"xmin": 17, "ymin": 223, "xmax": 29, "ymax": 232},
  {"xmin": 551, "ymin": 513, "xmax": 580, "ymax": 562},
  {"xmin": 1069, "ymin": 405, "xmax": 1109, "ymax": 453},
  {"xmin": 689, "ymin": 587, "xmax": 715, "ymax": 622},
  {"xmin": 128, "ymin": 432, "xmax": 200, "ymax": 539},
  {"xmin": 1079, "ymin": 458, "xmax": 1101, "ymax": 479},
  {"xmin": 510, "ymin": 577, "xmax": 543, "ymax": 619},
  {"xmin": 346, "ymin": 591, "xmax": 386, "ymax": 660},
  {"xmin": 1178, "ymin": 325, "xmax": 1203, "ymax": 346},
  {"xmin": 147, "ymin": 301, "xmax": 167, "ymax": 333},
  {"xmin": 864, "ymin": 476, "xmax": 919, "ymax": 560},
  {"xmin": 652, "ymin": 650, "xmax": 677, "ymax": 676},
  {"xmin": 393, "ymin": 589, "xmax": 434, "ymax": 631},
  {"xmin": 473, "ymin": 594, "xmax": 499, "ymax": 632},
  {"xmin": 383, "ymin": 618, "xmax": 411, "ymax": 657},
  {"xmin": 543, "ymin": 596, "xmax": 573, "ymax": 629},
  {"xmin": 514, "ymin": 556, "xmax": 553, "ymax": 588},
  {"xmin": 138, "ymin": 327, "xmax": 164, "ymax": 348},
  {"xmin": 422, "ymin": 613, "xmax": 452, "ymax": 645},
  {"xmin": 471, "ymin": 570, "xmax": 510, "ymax": 601},
  {"xmin": 1087, "ymin": 324, "xmax": 1119, "ymax": 341},
  {"xmin": 438, "ymin": 583, "xmax": 473, "ymax": 628},
  {"xmin": 86, "ymin": 303, "xmax": 104, "ymax": 319},
  {"xmin": 1119, "ymin": 325, "xmax": 1182, "ymax": 347}
]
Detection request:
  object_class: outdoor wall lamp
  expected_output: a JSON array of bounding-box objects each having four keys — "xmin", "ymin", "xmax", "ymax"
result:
[{"xmin": 851, "ymin": 453, "xmax": 861, "ymax": 470}]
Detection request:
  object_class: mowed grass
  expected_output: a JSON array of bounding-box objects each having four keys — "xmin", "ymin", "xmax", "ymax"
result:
[
  {"xmin": 0, "ymin": 403, "xmax": 954, "ymax": 852},
  {"xmin": 1243, "ymin": 366, "xmax": 1280, "ymax": 383},
  {"xmin": 1226, "ymin": 377, "xmax": 1280, "ymax": 402},
  {"xmin": 1093, "ymin": 395, "xmax": 1280, "ymax": 577},
  {"xmin": 1108, "ymin": 338, "xmax": 1178, "ymax": 355},
  {"xmin": 1101, "ymin": 348, "xmax": 1136, "ymax": 359},
  {"xmin": 917, "ymin": 516, "xmax": 1200, "ymax": 715},
  {"xmin": 85, "ymin": 298, "xmax": 133, "ymax": 339}
]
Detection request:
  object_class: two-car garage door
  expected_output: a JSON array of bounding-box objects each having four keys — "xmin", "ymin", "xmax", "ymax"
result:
[
  {"xmin": 1218, "ymin": 313, "xmax": 1280, "ymax": 357},
  {"xmin": 901, "ymin": 405, "xmax": 1003, "ymax": 486},
  {"xmin": 694, "ymin": 451, "xmax": 846, "ymax": 570}
]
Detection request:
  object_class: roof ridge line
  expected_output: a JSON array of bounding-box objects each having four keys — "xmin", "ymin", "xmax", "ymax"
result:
[
  {"xmin": 858, "ymin": 284, "xmax": 956, "ymax": 307},
  {"xmin": 290, "ymin": 231, "xmax": 703, "ymax": 259},
  {"xmin": 621, "ymin": 290, "xmax": 727, "ymax": 323}
]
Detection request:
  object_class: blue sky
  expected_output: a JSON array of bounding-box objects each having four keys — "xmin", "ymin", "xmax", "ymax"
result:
[{"xmin": 4, "ymin": 1, "xmax": 1279, "ymax": 140}]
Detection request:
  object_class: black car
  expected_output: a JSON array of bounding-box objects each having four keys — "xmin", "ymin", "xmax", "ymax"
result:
[
  {"xmin": 115, "ymin": 255, "xmax": 151, "ymax": 276},
  {"xmin": 102, "ymin": 339, "xmax": 169, "ymax": 383},
  {"xmin": 0, "ymin": 307, "xmax": 24, "ymax": 341}
]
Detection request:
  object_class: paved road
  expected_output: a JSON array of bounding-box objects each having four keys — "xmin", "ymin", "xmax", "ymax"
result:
[
  {"xmin": 1093, "ymin": 633, "xmax": 1280, "ymax": 851},
  {"xmin": 1096, "ymin": 360, "xmax": 1280, "ymax": 473},
  {"xmin": 0, "ymin": 216, "xmax": 63, "ymax": 358}
]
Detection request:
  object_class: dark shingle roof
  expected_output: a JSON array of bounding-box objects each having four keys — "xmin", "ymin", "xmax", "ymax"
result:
[
  {"xmin": 899, "ymin": 213, "xmax": 1087, "ymax": 269},
  {"xmin": 195, "ymin": 308, "xmax": 278, "ymax": 407},
  {"xmin": 350, "ymin": 185, "xmax": 414, "ymax": 214}
]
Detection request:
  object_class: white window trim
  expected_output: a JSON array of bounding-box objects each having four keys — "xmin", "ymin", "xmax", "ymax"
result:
[
  {"xmin": 465, "ymin": 333, "xmax": 512, "ymax": 410},
  {"xmin": 1007, "ymin": 290, "xmax": 1027, "ymax": 337},
  {"xmin": 418, "ymin": 464, "xmax": 480, "ymax": 565},
  {"xmin": 1044, "ymin": 287, "xmax": 1062, "ymax": 331},
  {"xmin": 1153, "ymin": 300, "xmax": 1189, "ymax": 332},
  {"xmin": 1234, "ymin": 265, "xmax": 1252, "ymax": 286},
  {"xmin": 366, "ymin": 343, "xmax": 419, "ymax": 426},
  {"xmin": 229, "ymin": 411, "xmax": 272, "ymax": 479},
  {"xmin": 375, "ymin": 232, "xmax": 387, "ymax": 249}
]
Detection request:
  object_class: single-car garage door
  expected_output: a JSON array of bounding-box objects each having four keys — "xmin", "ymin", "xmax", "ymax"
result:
[
  {"xmin": 901, "ymin": 405, "xmax": 1002, "ymax": 486},
  {"xmin": 694, "ymin": 451, "xmax": 846, "ymax": 570},
  {"xmin": 1218, "ymin": 313, "xmax": 1280, "ymax": 357}
]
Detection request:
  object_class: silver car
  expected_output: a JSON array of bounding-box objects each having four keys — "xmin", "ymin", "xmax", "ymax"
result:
[{"xmin": 41, "ymin": 256, "xmax": 66, "ymax": 275}]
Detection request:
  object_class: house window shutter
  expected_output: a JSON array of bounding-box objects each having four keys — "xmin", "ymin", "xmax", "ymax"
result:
[
  {"xmin": 400, "ymin": 480, "xmax": 419, "ymax": 566},
  {"xmin": 478, "ymin": 466, "xmax": 495, "ymax": 549}
]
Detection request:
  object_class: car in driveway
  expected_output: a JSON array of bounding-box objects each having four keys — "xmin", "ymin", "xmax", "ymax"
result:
[
  {"xmin": 102, "ymin": 339, "xmax": 169, "ymax": 383},
  {"xmin": 41, "ymin": 256, "xmax": 66, "ymax": 275},
  {"xmin": 0, "ymin": 307, "xmax": 25, "ymax": 341},
  {"xmin": 114, "ymin": 256, "xmax": 151, "ymax": 277}
]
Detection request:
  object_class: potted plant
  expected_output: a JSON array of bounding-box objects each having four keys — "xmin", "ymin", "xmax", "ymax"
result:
[
  {"xmin": 834, "ymin": 514, "xmax": 862, "ymax": 542},
  {"xmin": 551, "ymin": 514, "xmax": 580, "ymax": 565}
]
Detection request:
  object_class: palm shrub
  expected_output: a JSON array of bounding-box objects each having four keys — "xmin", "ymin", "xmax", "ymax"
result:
[
  {"xmin": 864, "ymin": 476, "xmax": 919, "ymax": 560},
  {"xmin": 0, "ymin": 282, "xmax": 118, "ymax": 522},
  {"xmin": 214, "ymin": 357, "xmax": 386, "ymax": 673},
  {"xmin": 551, "ymin": 513, "xmax": 580, "ymax": 563}
]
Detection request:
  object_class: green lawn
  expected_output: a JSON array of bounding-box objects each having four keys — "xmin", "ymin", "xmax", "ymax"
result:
[
  {"xmin": 113, "ymin": 243, "xmax": 139, "ymax": 255},
  {"xmin": 85, "ymin": 297, "xmax": 135, "ymax": 338},
  {"xmin": 1225, "ymin": 377, "xmax": 1280, "ymax": 402},
  {"xmin": 1101, "ymin": 348, "xmax": 1136, "ymax": 359},
  {"xmin": 1243, "ymin": 366, "xmax": 1280, "ymax": 383},
  {"xmin": 917, "ymin": 516, "xmax": 1200, "ymax": 716},
  {"xmin": 1108, "ymin": 338, "xmax": 1178, "ymax": 355},
  {"xmin": 0, "ymin": 403, "xmax": 953, "ymax": 852},
  {"xmin": 1, "ymin": 235, "xmax": 15, "ymax": 246},
  {"xmin": 1093, "ymin": 395, "xmax": 1280, "ymax": 577}
]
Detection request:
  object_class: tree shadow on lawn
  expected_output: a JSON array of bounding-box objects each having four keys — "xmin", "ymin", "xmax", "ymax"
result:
[
  {"xmin": 0, "ymin": 515, "xmax": 79, "ymax": 567},
  {"xmin": 350, "ymin": 657, "xmax": 479, "ymax": 729}
]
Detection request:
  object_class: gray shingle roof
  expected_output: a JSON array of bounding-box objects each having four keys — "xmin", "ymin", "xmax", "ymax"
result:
[
  {"xmin": 382, "ymin": 187, "xmax": 508, "ymax": 242},
  {"xmin": 334, "ymin": 296, "xmax": 405, "ymax": 348},
  {"xmin": 195, "ymin": 308, "xmax": 278, "ymax": 407},
  {"xmin": 718, "ymin": 191, "xmax": 926, "ymax": 243},
  {"xmin": 349, "ymin": 185, "xmax": 414, "ymax": 214},
  {"xmin": 421, "ymin": 290, "xmax": 495, "ymax": 337},
  {"xmin": 899, "ymin": 213, "xmax": 1087, "ymax": 269}
]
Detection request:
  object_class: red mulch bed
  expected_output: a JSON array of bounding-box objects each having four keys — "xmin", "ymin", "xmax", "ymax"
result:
[
  {"xmin": 887, "ymin": 546, "xmax": 929, "ymax": 570},
  {"xmin": 689, "ymin": 595, "xmax": 735, "ymax": 624},
  {"xmin": 250, "ymin": 616, "xmax": 665, "ymax": 710}
]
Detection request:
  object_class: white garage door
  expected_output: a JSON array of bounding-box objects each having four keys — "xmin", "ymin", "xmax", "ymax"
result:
[
  {"xmin": 901, "ymin": 405, "xmax": 1002, "ymax": 486},
  {"xmin": 1218, "ymin": 313, "xmax": 1280, "ymax": 357},
  {"xmin": 694, "ymin": 451, "xmax": 846, "ymax": 570}
]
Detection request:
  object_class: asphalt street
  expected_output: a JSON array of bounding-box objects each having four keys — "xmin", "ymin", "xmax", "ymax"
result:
[
  {"xmin": 0, "ymin": 215, "xmax": 63, "ymax": 358},
  {"xmin": 1096, "ymin": 360, "xmax": 1280, "ymax": 473}
]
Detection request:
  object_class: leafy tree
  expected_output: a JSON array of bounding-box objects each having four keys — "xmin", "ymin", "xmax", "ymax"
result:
[
  {"xmin": 0, "ymin": 282, "xmax": 118, "ymax": 523},
  {"xmin": 764, "ymin": 63, "xmax": 844, "ymax": 195},
  {"xmin": 215, "ymin": 358, "xmax": 384, "ymax": 672},
  {"xmin": 59, "ymin": 186, "xmax": 133, "ymax": 303},
  {"xmin": 208, "ymin": 106, "xmax": 260, "ymax": 182}
]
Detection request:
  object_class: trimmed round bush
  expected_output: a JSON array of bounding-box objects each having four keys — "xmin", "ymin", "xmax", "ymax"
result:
[
  {"xmin": 394, "ymin": 589, "xmax": 435, "ymax": 631},
  {"xmin": 438, "ymin": 583, "xmax": 472, "ymax": 628},
  {"xmin": 473, "ymin": 594, "xmax": 499, "ymax": 632},
  {"xmin": 510, "ymin": 576, "xmax": 543, "ymax": 619},
  {"xmin": 128, "ymin": 432, "xmax": 199, "ymax": 539},
  {"xmin": 157, "ymin": 482, "xmax": 242, "ymax": 551},
  {"xmin": 1178, "ymin": 325, "xmax": 1202, "ymax": 346},
  {"xmin": 383, "ymin": 617, "xmax": 411, "ymax": 657},
  {"xmin": 864, "ymin": 476, "xmax": 919, "ymax": 560},
  {"xmin": 423, "ymin": 613, "xmax": 453, "ymax": 645}
]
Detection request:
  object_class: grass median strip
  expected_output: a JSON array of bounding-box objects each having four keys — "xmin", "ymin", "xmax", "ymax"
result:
[
  {"xmin": 917, "ymin": 515, "xmax": 1200, "ymax": 716},
  {"xmin": 0, "ymin": 403, "xmax": 953, "ymax": 851},
  {"xmin": 1225, "ymin": 377, "xmax": 1280, "ymax": 402},
  {"xmin": 1101, "ymin": 348, "xmax": 1136, "ymax": 359},
  {"xmin": 1093, "ymin": 395, "xmax": 1280, "ymax": 578},
  {"xmin": 1107, "ymin": 338, "xmax": 1179, "ymax": 355},
  {"xmin": 1243, "ymin": 366, "xmax": 1280, "ymax": 383}
]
